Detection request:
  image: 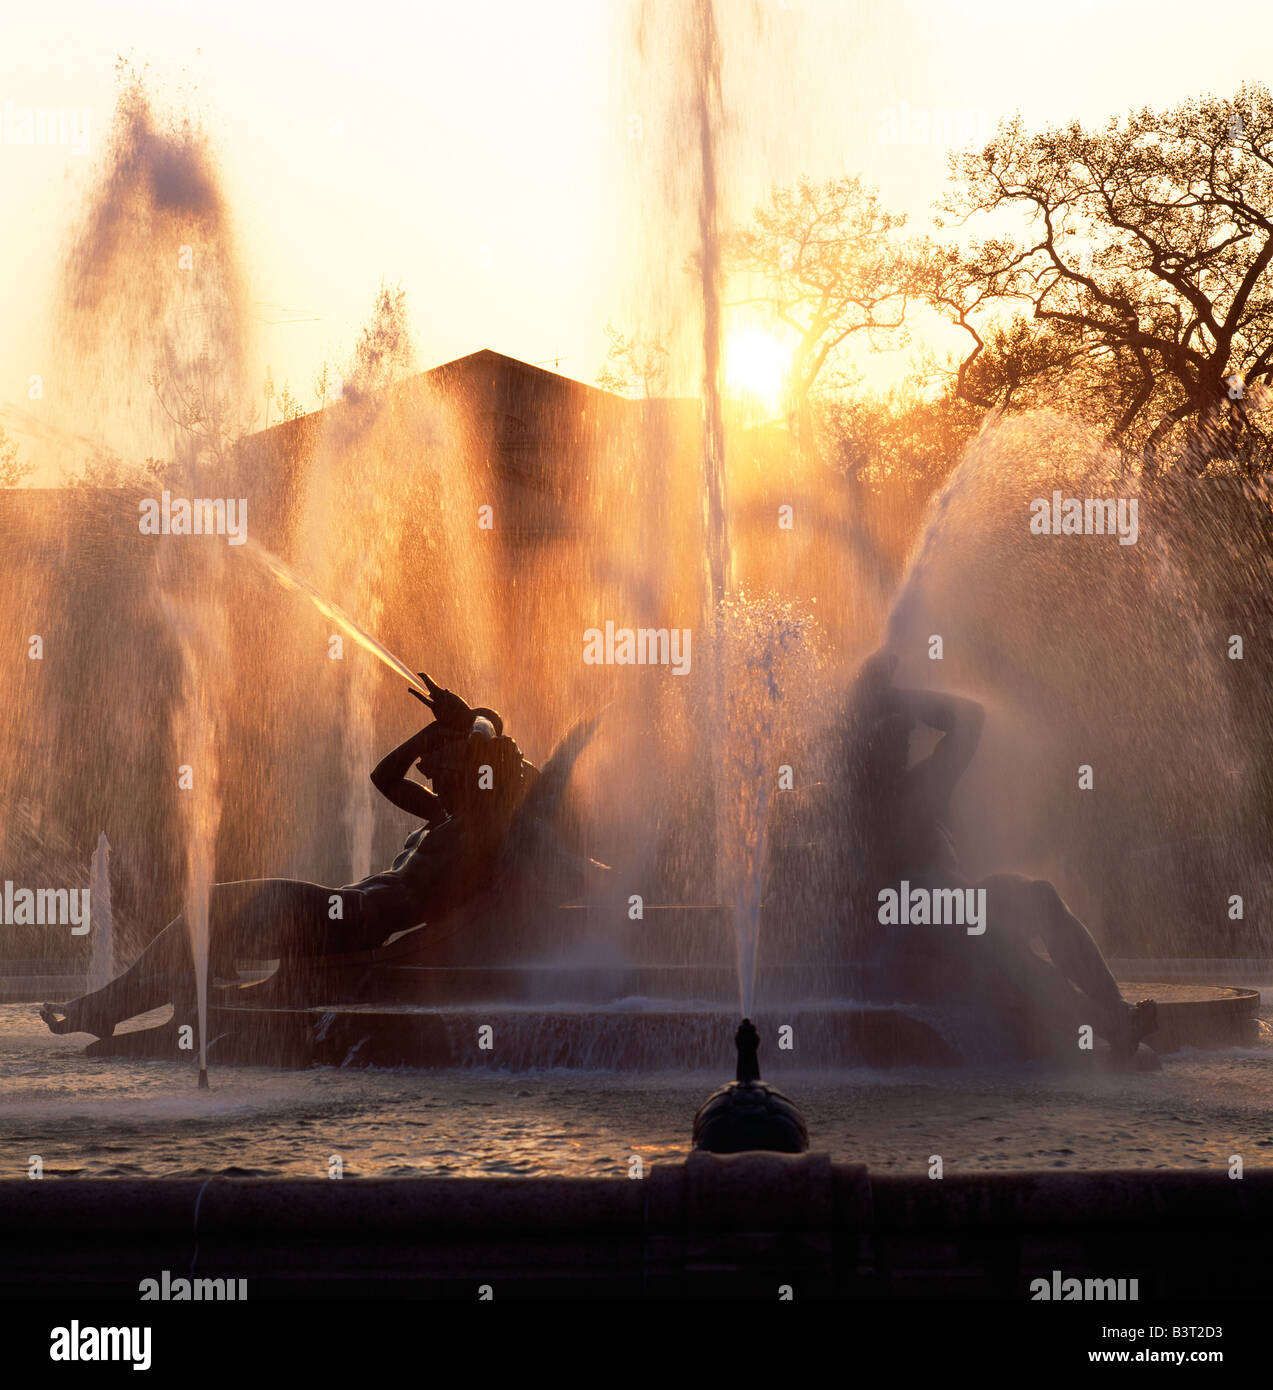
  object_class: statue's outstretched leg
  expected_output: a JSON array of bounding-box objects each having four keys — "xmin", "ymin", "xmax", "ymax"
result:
[
  {"xmin": 42, "ymin": 915, "xmax": 191, "ymax": 1037},
  {"xmin": 41, "ymin": 878, "xmax": 362, "ymax": 1038},
  {"xmin": 982, "ymin": 874, "xmax": 1156, "ymax": 1056}
]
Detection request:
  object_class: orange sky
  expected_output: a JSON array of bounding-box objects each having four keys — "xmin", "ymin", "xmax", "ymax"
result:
[{"xmin": 3, "ymin": 0, "xmax": 1271, "ymax": 475}]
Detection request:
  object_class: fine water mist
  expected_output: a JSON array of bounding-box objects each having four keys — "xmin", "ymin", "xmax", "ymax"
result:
[
  {"xmin": 48, "ymin": 76, "xmax": 252, "ymax": 1082},
  {"xmin": 885, "ymin": 411, "xmax": 1268, "ymax": 957}
]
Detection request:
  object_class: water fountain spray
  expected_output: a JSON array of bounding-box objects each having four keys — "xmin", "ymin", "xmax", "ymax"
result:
[
  {"xmin": 243, "ymin": 541, "xmax": 428, "ymax": 694},
  {"xmin": 694, "ymin": 0, "xmax": 730, "ymax": 611},
  {"xmin": 681, "ymin": 4, "xmax": 813, "ymax": 1143}
]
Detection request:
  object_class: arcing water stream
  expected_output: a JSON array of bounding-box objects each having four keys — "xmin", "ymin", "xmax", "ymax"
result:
[{"xmin": 243, "ymin": 541, "xmax": 426, "ymax": 695}]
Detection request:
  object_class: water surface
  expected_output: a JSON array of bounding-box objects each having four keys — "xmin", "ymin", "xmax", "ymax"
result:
[{"xmin": 3, "ymin": 1004, "xmax": 1270, "ymax": 1178}]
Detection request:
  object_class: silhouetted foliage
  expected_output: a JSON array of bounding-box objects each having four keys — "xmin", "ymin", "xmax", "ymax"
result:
[
  {"xmin": 726, "ymin": 175, "xmax": 915, "ymax": 449},
  {"xmin": 929, "ymin": 83, "xmax": 1273, "ymax": 477},
  {"xmin": 0, "ymin": 427, "xmax": 32, "ymax": 487},
  {"xmin": 596, "ymin": 323, "xmax": 669, "ymax": 398}
]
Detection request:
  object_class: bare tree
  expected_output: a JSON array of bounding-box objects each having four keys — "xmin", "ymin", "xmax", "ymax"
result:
[
  {"xmin": 275, "ymin": 384, "xmax": 306, "ymax": 423},
  {"xmin": 596, "ymin": 323, "xmax": 670, "ymax": 398},
  {"xmin": 64, "ymin": 448, "xmax": 169, "ymax": 488},
  {"xmin": 0, "ymin": 427, "xmax": 33, "ymax": 487},
  {"xmin": 726, "ymin": 175, "xmax": 914, "ymax": 451},
  {"xmin": 933, "ymin": 83, "xmax": 1273, "ymax": 476},
  {"xmin": 313, "ymin": 361, "xmax": 339, "ymax": 412},
  {"xmin": 345, "ymin": 284, "xmax": 413, "ymax": 403},
  {"xmin": 148, "ymin": 343, "xmax": 257, "ymax": 470}
]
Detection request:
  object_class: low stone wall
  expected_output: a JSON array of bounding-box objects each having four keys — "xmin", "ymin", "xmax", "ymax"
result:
[{"xmin": 2, "ymin": 1154, "xmax": 1267, "ymax": 1299}]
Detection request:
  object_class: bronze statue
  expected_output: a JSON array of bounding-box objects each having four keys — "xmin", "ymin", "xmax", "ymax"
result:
[
  {"xmin": 41, "ymin": 675, "xmax": 601, "ymax": 1039},
  {"xmin": 841, "ymin": 649, "xmax": 1157, "ymax": 1064}
]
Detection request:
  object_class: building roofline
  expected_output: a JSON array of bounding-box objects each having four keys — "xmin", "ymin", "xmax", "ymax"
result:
[
  {"xmin": 243, "ymin": 347, "xmax": 624, "ymax": 446},
  {"xmin": 428, "ymin": 348, "xmax": 614, "ymax": 397}
]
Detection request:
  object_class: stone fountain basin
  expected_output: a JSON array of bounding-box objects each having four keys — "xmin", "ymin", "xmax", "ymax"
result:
[
  {"xmin": 81, "ymin": 976, "xmax": 1262, "ymax": 1071},
  {"xmin": 1118, "ymin": 982, "xmax": 1262, "ymax": 1052},
  {"xmin": 90, "ymin": 1001, "xmax": 963, "ymax": 1070}
]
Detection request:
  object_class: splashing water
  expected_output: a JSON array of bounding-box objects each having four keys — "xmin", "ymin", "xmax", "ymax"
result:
[
  {"xmin": 712, "ymin": 593, "xmax": 821, "ymax": 1013},
  {"xmin": 87, "ymin": 832, "xmax": 114, "ymax": 992},
  {"xmin": 290, "ymin": 288, "xmax": 421, "ymax": 881},
  {"xmin": 619, "ymin": 0, "xmax": 828, "ymax": 1016},
  {"xmin": 884, "ymin": 411, "xmax": 1267, "ymax": 957},
  {"xmin": 51, "ymin": 74, "xmax": 249, "ymax": 1086},
  {"xmin": 693, "ymin": 0, "xmax": 730, "ymax": 610},
  {"xmin": 7, "ymin": 24, "xmax": 1268, "ymax": 1103}
]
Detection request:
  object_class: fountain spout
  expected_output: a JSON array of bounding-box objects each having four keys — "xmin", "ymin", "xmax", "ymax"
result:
[
  {"xmin": 735, "ymin": 1017, "xmax": 761, "ymax": 1082},
  {"xmin": 693, "ymin": 1016, "xmax": 809, "ymax": 1154}
]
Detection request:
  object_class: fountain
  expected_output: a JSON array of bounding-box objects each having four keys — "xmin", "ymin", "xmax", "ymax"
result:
[
  {"xmin": 3, "ymin": 26, "xmax": 1266, "ymax": 1097},
  {"xmin": 5, "ymin": 7, "xmax": 1273, "ymax": 1331}
]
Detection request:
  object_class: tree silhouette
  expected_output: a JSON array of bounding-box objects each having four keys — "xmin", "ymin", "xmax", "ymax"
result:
[
  {"xmin": 0, "ymin": 427, "xmax": 32, "ymax": 487},
  {"xmin": 933, "ymin": 83, "xmax": 1273, "ymax": 476},
  {"xmin": 596, "ymin": 323, "xmax": 669, "ymax": 398},
  {"xmin": 726, "ymin": 175, "xmax": 913, "ymax": 453}
]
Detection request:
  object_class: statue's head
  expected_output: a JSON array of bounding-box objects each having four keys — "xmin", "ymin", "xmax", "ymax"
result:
[
  {"xmin": 420, "ymin": 713, "xmax": 525, "ymax": 819},
  {"xmin": 409, "ymin": 675, "xmax": 526, "ymax": 819}
]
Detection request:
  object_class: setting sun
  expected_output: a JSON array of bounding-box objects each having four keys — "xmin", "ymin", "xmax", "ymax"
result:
[{"xmin": 724, "ymin": 328, "xmax": 791, "ymax": 410}]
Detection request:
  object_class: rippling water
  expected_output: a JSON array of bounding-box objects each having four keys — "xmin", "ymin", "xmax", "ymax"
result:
[{"xmin": 3, "ymin": 1004, "xmax": 1272, "ymax": 1178}]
